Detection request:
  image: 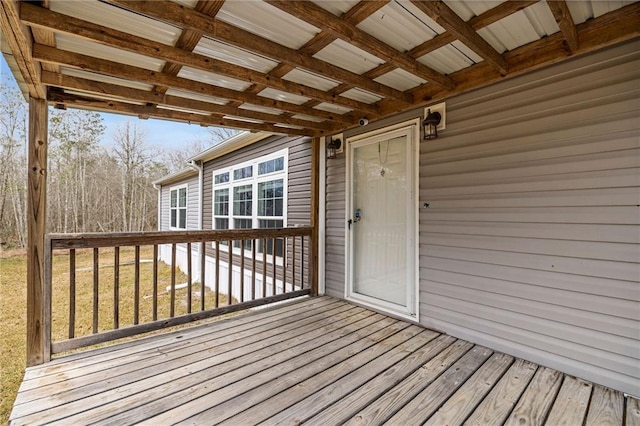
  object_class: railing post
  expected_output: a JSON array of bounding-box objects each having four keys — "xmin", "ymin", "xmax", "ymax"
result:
[
  {"xmin": 310, "ymin": 136, "xmax": 320, "ymax": 296},
  {"xmin": 26, "ymin": 96, "xmax": 49, "ymax": 366}
]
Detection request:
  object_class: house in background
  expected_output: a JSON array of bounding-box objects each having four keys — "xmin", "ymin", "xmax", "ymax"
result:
[{"xmin": 155, "ymin": 131, "xmax": 313, "ymax": 301}]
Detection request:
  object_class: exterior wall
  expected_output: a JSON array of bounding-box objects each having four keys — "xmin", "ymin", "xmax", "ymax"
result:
[
  {"xmin": 158, "ymin": 172, "xmax": 200, "ymax": 277},
  {"xmin": 202, "ymin": 135, "xmax": 312, "ymax": 229},
  {"xmin": 324, "ymin": 40, "xmax": 640, "ymax": 395},
  {"xmin": 201, "ymin": 135, "xmax": 312, "ymax": 301}
]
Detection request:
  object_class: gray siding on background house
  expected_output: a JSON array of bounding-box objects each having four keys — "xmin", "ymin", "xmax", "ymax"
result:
[
  {"xmin": 202, "ymin": 135, "xmax": 312, "ymax": 230},
  {"xmin": 324, "ymin": 40, "xmax": 640, "ymax": 395},
  {"xmin": 160, "ymin": 172, "xmax": 200, "ymax": 231}
]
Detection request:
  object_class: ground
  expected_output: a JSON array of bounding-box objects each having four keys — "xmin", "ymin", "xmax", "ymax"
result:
[{"xmin": 0, "ymin": 246, "xmax": 225, "ymax": 424}]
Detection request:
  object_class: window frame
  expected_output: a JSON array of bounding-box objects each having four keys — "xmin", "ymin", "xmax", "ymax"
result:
[
  {"xmin": 211, "ymin": 148, "xmax": 289, "ymax": 262},
  {"xmin": 169, "ymin": 184, "xmax": 188, "ymax": 230}
]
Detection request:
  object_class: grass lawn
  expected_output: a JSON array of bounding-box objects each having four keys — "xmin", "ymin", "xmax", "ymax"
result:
[{"xmin": 0, "ymin": 246, "xmax": 229, "ymax": 424}]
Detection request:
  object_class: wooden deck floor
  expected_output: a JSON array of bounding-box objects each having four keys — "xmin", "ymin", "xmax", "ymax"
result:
[{"xmin": 10, "ymin": 296, "xmax": 640, "ymax": 425}]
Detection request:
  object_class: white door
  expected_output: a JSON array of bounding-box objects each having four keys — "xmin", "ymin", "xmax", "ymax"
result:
[{"xmin": 347, "ymin": 124, "xmax": 418, "ymax": 318}]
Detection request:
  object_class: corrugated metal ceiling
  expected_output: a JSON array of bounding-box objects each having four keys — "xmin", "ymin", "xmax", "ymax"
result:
[{"xmin": 2, "ymin": 0, "xmax": 636, "ymax": 136}]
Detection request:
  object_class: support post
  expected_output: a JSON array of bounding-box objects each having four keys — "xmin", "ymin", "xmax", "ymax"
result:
[
  {"xmin": 309, "ymin": 136, "xmax": 320, "ymax": 296},
  {"xmin": 26, "ymin": 96, "xmax": 49, "ymax": 366}
]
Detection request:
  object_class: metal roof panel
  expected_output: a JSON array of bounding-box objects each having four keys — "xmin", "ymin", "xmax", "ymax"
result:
[
  {"xmin": 257, "ymin": 88, "xmax": 311, "ymax": 105},
  {"xmin": 194, "ymin": 38, "xmax": 279, "ymax": 73},
  {"xmin": 164, "ymin": 88, "xmax": 229, "ymax": 106},
  {"xmin": 374, "ymin": 68, "xmax": 427, "ymax": 91},
  {"xmin": 339, "ymin": 88, "xmax": 383, "ymax": 104},
  {"xmin": 55, "ymin": 34, "xmax": 165, "ymax": 71},
  {"xmin": 310, "ymin": 0, "xmax": 360, "ymax": 16},
  {"xmin": 60, "ymin": 67, "xmax": 154, "ymax": 91},
  {"xmin": 357, "ymin": 1, "xmax": 440, "ymax": 52},
  {"xmin": 50, "ymin": 0, "xmax": 181, "ymax": 46},
  {"xmin": 313, "ymin": 39, "xmax": 385, "ymax": 75},
  {"xmin": 217, "ymin": 1, "xmax": 320, "ymax": 50},
  {"xmin": 313, "ymin": 102, "xmax": 352, "ymax": 114},
  {"xmin": 239, "ymin": 104, "xmax": 284, "ymax": 116},
  {"xmin": 282, "ymin": 69, "xmax": 340, "ymax": 92},
  {"xmin": 177, "ymin": 66, "xmax": 252, "ymax": 92},
  {"xmin": 418, "ymin": 42, "xmax": 481, "ymax": 74}
]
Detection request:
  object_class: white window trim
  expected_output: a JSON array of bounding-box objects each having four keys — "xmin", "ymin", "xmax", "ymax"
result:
[
  {"xmin": 169, "ymin": 184, "xmax": 188, "ymax": 230},
  {"xmin": 212, "ymin": 148, "xmax": 289, "ymax": 264}
]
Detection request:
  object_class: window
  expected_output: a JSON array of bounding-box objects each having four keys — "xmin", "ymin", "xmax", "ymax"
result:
[
  {"xmin": 170, "ymin": 185, "xmax": 187, "ymax": 229},
  {"xmin": 212, "ymin": 149, "xmax": 288, "ymax": 258}
]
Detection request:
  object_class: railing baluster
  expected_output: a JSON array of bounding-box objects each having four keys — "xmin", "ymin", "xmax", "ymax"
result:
[
  {"xmin": 292, "ymin": 236, "xmax": 296, "ymax": 291},
  {"xmin": 113, "ymin": 247, "xmax": 120, "ymax": 329},
  {"xmin": 69, "ymin": 248, "xmax": 76, "ymax": 339},
  {"xmin": 215, "ymin": 241, "xmax": 220, "ymax": 308},
  {"xmin": 134, "ymin": 245, "xmax": 140, "ymax": 325},
  {"xmin": 251, "ymin": 239, "xmax": 256, "ymax": 301},
  {"xmin": 282, "ymin": 236, "xmax": 287, "ymax": 293},
  {"xmin": 153, "ymin": 244, "xmax": 158, "ymax": 321},
  {"xmin": 187, "ymin": 242, "xmax": 192, "ymax": 314},
  {"xmin": 200, "ymin": 241, "xmax": 206, "ymax": 311},
  {"xmin": 272, "ymin": 237, "xmax": 277, "ymax": 296},
  {"xmin": 240, "ymin": 240, "xmax": 245, "ymax": 303},
  {"xmin": 47, "ymin": 227, "xmax": 313, "ymax": 355},
  {"xmin": 262, "ymin": 238, "xmax": 267, "ymax": 297},
  {"xmin": 93, "ymin": 248, "xmax": 99, "ymax": 334},
  {"xmin": 170, "ymin": 243, "xmax": 176, "ymax": 318},
  {"xmin": 228, "ymin": 239, "xmax": 233, "ymax": 306}
]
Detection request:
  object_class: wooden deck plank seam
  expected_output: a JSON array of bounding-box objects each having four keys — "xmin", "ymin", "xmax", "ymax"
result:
[
  {"xmin": 11, "ymin": 305, "xmax": 370, "ymax": 416},
  {"xmin": 14, "ymin": 304, "xmax": 368, "ymax": 409},
  {"xmin": 20, "ymin": 297, "xmax": 341, "ymax": 384},
  {"xmin": 102, "ymin": 317, "xmax": 404, "ymax": 425},
  {"xmin": 33, "ymin": 295, "xmax": 331, "ymax": 369},
  {"xmin": 25, "ymin": 312, "xmax": 392, "ymax": 424}
]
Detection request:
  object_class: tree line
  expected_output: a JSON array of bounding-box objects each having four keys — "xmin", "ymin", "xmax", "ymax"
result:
[{"xmin": 0, "ymin": 78, "xmax": 236, "ymax": 248}]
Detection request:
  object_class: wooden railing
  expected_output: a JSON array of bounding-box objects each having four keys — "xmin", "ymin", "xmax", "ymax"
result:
[{"xmin": 40, "ymin": 227, "xmax": 315, "ymax": 360}]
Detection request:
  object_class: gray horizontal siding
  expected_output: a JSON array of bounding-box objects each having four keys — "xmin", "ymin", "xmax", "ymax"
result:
[
  {"xmin": 419, "ymin": 41, "xmax": 639, "ymax": 395},
  {"xmin": 323, "ymin": 40, "xmax": 640, "ymax": 395}
]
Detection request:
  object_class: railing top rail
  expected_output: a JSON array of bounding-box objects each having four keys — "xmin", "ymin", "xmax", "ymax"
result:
[{"xmin": 47, "ymin": 226, "xmax": 313, "ymax": 250}]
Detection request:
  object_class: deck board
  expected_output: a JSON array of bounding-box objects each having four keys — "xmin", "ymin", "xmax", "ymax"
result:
[{"xmin": 8, "ymin": 296, "xmax": 630, "ymax": 426}]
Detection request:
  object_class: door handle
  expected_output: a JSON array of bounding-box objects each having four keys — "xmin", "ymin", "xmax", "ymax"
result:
[{"xmin": 348, "ymin": 219, "xmax": 353, "ymax": 230}]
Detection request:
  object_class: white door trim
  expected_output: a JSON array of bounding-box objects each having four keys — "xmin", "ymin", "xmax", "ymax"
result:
[{"xmin": 344, "ymin": 119, "xmax": 420, "ymax": 322}]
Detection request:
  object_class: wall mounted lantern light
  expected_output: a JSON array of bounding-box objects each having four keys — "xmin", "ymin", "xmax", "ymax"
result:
[
  {"xmin": 327, "ymin": 137, "xmax": 342, "ymax": 159},
  {"xmin": 423, "ymin": 109, "xmax": 442, "ymax": 140},
  {"xmin": 423, "ymin": 102, "xmax": 446, "ymax": 140}
]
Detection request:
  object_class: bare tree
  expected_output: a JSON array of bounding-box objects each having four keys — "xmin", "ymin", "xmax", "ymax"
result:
[{"xmin": 0, "ymin": 78, "xmax": 27, "ymax": 247}]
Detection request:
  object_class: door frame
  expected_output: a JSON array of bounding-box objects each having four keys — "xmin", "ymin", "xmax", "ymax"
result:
[{"xmin": 344, "ymin": 119, "xmax": 420, "ymax": 321}]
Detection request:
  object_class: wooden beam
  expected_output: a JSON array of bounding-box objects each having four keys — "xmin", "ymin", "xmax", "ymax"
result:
[
  {"xmin": 40, "ymin": 71, "xmax": 338, "ymax": 132},
  {"xmin": 266, "ymin": 0, "xmax": 455, "ymax": 91},
  {"xmin": 378, "ymin": 2, "xmax": 640, "ymax": 116},
  {"xmin": 26, "ymin": 96, "xmax": 49, "ymax": 366},
  {"xmin": 32, "ymin": 44, "xmax": 354, "ymax": 124},
  {"xmin": 20, "ymin": 3, "xmax": 378, "ymax": 116},
  {"xmin": 104, "ymin": 0, "xmax": 413, "ymax": 104},
  {"xmin": 547, "ymin": 1, "xmax": 579, "ymax": 53},
  {"xmin": 0, "ymin": 0, "xmax": 45, "ymax": 98},
  {"xmin": 155, "ymin": 0, "xmax": 225, "ymax": 92},
  {"xmin": 47, "ymin": 90, "xmax": 317, "ymax": 137},
  {"xmin": 410, "ymin": 0, "xmax": 508, "ymax": 74}
]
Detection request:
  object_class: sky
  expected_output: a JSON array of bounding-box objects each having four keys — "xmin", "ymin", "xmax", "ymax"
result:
[{"xmin": 1, "ymin": 55, "xmax": 217, "ymax": 153}]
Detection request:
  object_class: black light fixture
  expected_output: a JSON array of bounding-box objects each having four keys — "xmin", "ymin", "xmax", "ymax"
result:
[
  {"xmin": 423, "ymin": 108, "xmax": 442, "ymax": 140},
  {"xmin": 327, "ymin": 137, "xmax": 342, "ymax": 159}
]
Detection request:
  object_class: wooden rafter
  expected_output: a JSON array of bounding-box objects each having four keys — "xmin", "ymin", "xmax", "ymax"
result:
[
  {"xmin": 104, "ymin": 0, "xmax": 413, "ymax": 104},
  {"xmin": 410, "ymin": 0, "xmax": 508, "ymax": 75},
  {"xmin": 235, "ymin": 0, "xmax": 389, "ymax": 114},
  {"xmin": 40, "ymin": 72, "xmax": 337, "ymax": 132},
  {"xmin": 20, "ymin": 3, "xmax": 378, "ymax": 117},
  {"xmin": 32, "ymin": 44, "xmax": 354, "ymax": 125},
  {"xmin": 379, "ymin": 2, "xmax": 640, "ymax": 115},
  {"xmin": 154, "ymin": 0, "xmax": 225, "ymax": 95},
  {"xmin": 547, "ymin": 0, "xmax": 579, "ymax": 53},
  {"xmin": 47, "ymin": 90, "xmax": 315, "ymax": 137},
  {"xmin": 0, "ymin": 0, "xmax": 45, "ymax": 98},
  {"xmin": 266, "ymin": 0, "xmax": 455, "ymax": 91}
]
